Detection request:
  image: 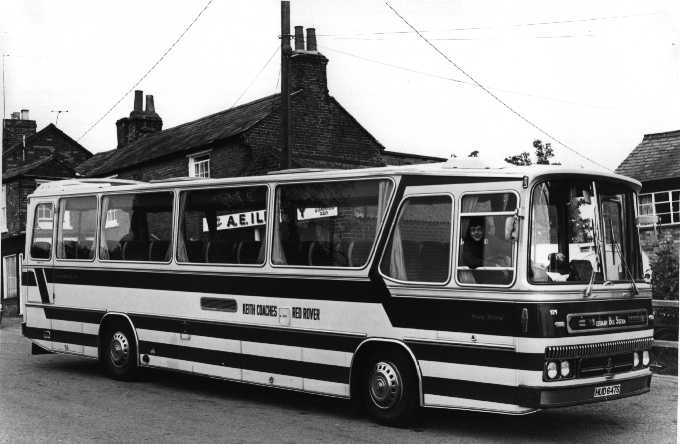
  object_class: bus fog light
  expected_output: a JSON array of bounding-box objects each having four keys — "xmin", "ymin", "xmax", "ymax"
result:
[
  {"xmin": 547, "ymin": 361, "xmax": 558, "ymax": 379},
  {"xmin": 560, "ymin": 360, "xmax": 570, "ymax": 377},
  {"xmin": 642, "ymin": 350, "xmax": 650, "ymax": 366},
  {"xmin": 633, "ymin": 352, "xmax": 640, "ymax": 368}
]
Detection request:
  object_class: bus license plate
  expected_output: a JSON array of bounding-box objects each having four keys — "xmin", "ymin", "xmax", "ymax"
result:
[{"xmin": 594, "ymin": 384, "xmax": 621, "ymax": 398}]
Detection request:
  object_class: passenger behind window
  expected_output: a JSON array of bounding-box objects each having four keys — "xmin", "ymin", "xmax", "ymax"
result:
[{"xmin": 459, "ymin": 216, "xmax": 513, "ymax": 285}]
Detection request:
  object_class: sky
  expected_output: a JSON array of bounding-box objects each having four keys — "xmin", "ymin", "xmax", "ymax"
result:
[{"xmin": 1, "ymin": 0, "xmax": 679, "ymax": 171}]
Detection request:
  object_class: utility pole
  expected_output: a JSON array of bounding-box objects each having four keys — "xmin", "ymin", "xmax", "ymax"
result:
[
  {"xmin": 2, "ymin": 54, "xmax": 9, "ymax": 121},
  {"xmin": 280, "ymin": 0, "xmax": 291, "ymax": 170}
]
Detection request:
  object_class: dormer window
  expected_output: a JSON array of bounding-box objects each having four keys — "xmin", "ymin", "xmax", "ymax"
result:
[{"xmin": 188, "ymin": 151, "xmax": 211, "ymax": 178}]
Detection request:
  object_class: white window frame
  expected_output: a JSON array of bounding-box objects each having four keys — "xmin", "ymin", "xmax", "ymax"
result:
[
  {"xmin": 638, "ymin": 189, "xmax": 680, "ymax": 227},
  {"xmin": 188, "ymin": 150, "xmax": 211, "ymax": 178}
]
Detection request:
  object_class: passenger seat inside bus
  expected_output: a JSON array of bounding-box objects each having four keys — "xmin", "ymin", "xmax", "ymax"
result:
[{"xmin": 122, "ymin": 240, "xmax": 149, "ymax": 261}]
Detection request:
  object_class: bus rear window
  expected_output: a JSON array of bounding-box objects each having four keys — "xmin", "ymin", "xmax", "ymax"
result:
[
  {"xmin": 30, "ymin": 203, "xmax": 54, "ymax": 260},
  {"xmin": 57, "ymin": 196, "xmax": 97, "ymax": 260},
  {"xmin": 273, "ymin": 179, "xmax": 392, "ymax": 267},
  {"xmin": 380, "ymin": 195, "xmax": 453, "ymax": 283},
  {"xmin": 100, "ymin": 192, "xmax": 174, "ymax": 262}
]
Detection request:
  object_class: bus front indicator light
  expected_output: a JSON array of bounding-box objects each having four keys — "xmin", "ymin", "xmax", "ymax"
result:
[
  {"xmin": 642, "ymin": 350, "xmax": 650, "ymax": 367},
  {"xmin": 547, "ymin": 361, "xmax": 558, "ymax": 379}
]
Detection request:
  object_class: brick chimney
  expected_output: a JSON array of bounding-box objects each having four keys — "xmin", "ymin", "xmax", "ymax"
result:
[
  {"xmin": 2, "ymin": 109, "xmax": 37, "ymax": 152},
  {"xmin": 289, "ymin": 27, "xmax": 328, "ymax": 97},
  {"xmin": 116, "ymin": 90, "xmax": 163, "ymax": 148}
]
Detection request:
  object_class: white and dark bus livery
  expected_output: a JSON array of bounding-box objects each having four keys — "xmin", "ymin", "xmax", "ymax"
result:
[{"xmin": 21, "ymin": 160, "xmax": 653, "ymax": 424}]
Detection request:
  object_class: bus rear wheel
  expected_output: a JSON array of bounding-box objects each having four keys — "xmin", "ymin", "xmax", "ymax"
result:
[
  {"xmin": 102, "ymin": 321, "xmax": 138, "ymax": 381},
  {"xmin": 363, "ymin": 351, "xmax": 418, "ymax": 426}
]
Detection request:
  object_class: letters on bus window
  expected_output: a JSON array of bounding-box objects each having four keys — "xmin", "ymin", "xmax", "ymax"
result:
[
  {"xmin": 457, "ymin": 192, "xmax": 517, "ymax": 286},
  {"xmin": 178, "ymin": 186, "xmax": 267, "ymax": 264},
  {"xmin": 57, "ymin": 196, "xmax": 97, "ymax": 260},
  {"xmin": 100, "ymin": 192, "xmax": 174, "ymax": 262},
  {"xmin": 380, "ymin": 195, "xmax": 453, "ymax": 283},
  {"xmin": 30, "ymin": 203, "xmax": 53, "ymax": 260},
  {"xmin": 273, "ymin": 179, "xmax": 392, "ymax": 267}
]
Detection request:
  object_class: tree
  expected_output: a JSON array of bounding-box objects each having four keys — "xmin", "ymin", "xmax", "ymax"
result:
[
  {"xmin": 504, "ymin": 152, "xmax": 532, "ymax": 166},
  {"xmin": 468, "ymin": 150, "xmax": 479, "ymax": 157},
  {"xmin": 505, "ymin": 139, "xmax": 555, "ymax": 166},
  {"xmin": 534, "ymin": 139, "xmax": 554, "ymax": 165}
]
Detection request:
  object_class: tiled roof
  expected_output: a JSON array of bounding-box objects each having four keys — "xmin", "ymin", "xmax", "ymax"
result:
[
  {"xmin": 80, "ymin": 94, "xmax": 281, "ymax": 177},
  {"xmin": 616, "ymin": 130, "xmax": 680, "ymax": 183}
]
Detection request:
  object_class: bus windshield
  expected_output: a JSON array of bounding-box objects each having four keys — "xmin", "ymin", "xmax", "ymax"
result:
[{"xmin": 529, "ymin": 179, "xmax": 639, "ymax": 284}]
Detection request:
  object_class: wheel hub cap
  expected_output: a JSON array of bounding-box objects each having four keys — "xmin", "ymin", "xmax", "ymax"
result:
[
  {"xmin": 109, "ymin": 332, "xmax": 129, "ymax": 367},
  {"xmin": 369, "ymin": 361, "xmax": 403, "ymax": 410}
]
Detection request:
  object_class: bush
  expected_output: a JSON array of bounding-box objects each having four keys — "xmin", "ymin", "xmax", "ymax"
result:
[{"xmin": 651, "ymin": 239, "xmax": 679, "ymax": 300}]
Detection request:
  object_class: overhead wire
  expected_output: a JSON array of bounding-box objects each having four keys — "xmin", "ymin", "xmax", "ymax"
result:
[
  {"xmin": 230, "ymin": 46, "xmax": 280, "ymax": 108},
  {"xmin": 77, "ymin": 0, "xmax": 215, "ymax": 142},
  {"xmin": 317, "ymin": 11, "xmax": 660, "ymax": 37},
  {"xmin": 321, "ymin": 46, "xmax": 608, "ymax": 109},
  {"xmin": 384, "ymin": 2, "xmax": 612, "ymax": 171}
]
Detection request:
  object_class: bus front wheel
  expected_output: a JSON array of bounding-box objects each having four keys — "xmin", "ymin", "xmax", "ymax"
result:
[
  {"xmin": 363, "ymin": 351, "xmax": 418, "ymax": 426},
  {"xmin": 102, "ymin": 321, "xmax": 138, "ymax": 381}
]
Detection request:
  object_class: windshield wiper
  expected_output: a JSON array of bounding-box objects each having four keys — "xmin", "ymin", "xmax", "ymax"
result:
[
  {"xmin": 583, "ymin": 244, "xmax": 602, "ymax": 298},
  {"xmin": 602, "ymin": 217, "xmax": 639, "ymax": 296}
]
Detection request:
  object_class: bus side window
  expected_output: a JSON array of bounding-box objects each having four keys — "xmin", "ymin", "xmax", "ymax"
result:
[
  {"xmin": 30, "ymin": 203, "xmax": 54, "ymax": 260},
  {"xmin": 380, "ymin": 195, "xmax": 453, "ymax": 283},
  {"xmin": 272, "ymin": 179, "xmax": 393, "ymax": 267},
  {"xmin": 100, "ymin": 192, "xmax": 174, "ymax": 262},
  {"xmin": 177, "ymin": 186, "xmax": 267, "ymax": 265},
  {"xmin": 57, "ymin": 196, "xmax": 97, "ymax": 260},
  {"xmin": 456, "ymin": 193, "xmax": 517, "ymax": 286}
]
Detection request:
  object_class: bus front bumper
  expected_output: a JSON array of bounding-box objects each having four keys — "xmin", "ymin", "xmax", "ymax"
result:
[{"xmin": 521, "ymin": 373, "xmax": 652, "ymax": 409}]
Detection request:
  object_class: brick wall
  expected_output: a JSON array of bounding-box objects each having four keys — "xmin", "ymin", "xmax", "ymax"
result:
[
  {"xmin": 2, "ymin": 118, "xmax": 36, "ymax": 152},
  {"xmin": 4, "ymin": 178, "xmax": 35, "ymax": 237}
]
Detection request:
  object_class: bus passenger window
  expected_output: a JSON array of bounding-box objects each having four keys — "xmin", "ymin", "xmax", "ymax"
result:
[
  {"xmin": 100, "ymin": 192, "xmax": 174, "ymax": 262},
  {"xmin": 178, "ymin": 186, "xmax": 267, "ymax": 265},
  {"xmin": 273, "ymin": 179, "xmax": 393, "ymax": 267},
  {"xmin": 456, "ymin": 193, "xmax": 517, "ymax": 286},
  {"xmin": 30, "ymin": 203, "xmax": 54, "ymax": 260},
  {"xmin": 380, "ymin": 195, "xmax": 452, "ymax": 283},
  {"xmin": 57, "ymin": 196, "xmax": 97, "ymax": 260}
]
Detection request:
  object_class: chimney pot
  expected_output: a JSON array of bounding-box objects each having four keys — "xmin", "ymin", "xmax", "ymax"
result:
[
  {"xmin": 145, "ymin": 95, "xmax": 155, "ymax": 114},
  {"xmin": 305, "ymin": 28, "xmax": 317, "ymax": 51},
  {"xmin": 134, "ymin": 90, "xmax": 143, "ymax": 112},
  {"xmin": 20, "ymin": 109, "xmax": 29, "ymax": 120},
  {"xmin": 294, "ymin": 26, "xmax": 305, "ymax": 50},
  {"xmin": 11, "ymin": 111, "xmax": 20, "ymax": 120}
]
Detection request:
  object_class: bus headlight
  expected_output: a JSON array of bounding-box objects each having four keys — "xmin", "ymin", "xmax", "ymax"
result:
[
  {"xmin": 560, "ymin": 360, "xmax": 570, "ymax": 377},
  {"xmin": 633, "ymin": 352, "xmax": 640, "ymax": 368},
  {"xmin": 547, "ymin": 361, "xmax": 558, "ymax": 379},
  {"xmin": 642, "ymin": 350, "xmax": 650, "ymax": 366}
]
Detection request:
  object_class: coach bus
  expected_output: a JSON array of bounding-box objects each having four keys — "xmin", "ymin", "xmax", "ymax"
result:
[{"xmin": 21, "ymin": 160, "xmax": 653, "ymax": 425}]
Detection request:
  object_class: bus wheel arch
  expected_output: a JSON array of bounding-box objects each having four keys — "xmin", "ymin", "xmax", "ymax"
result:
[
  {"xmin": 98, "ymin": 313, "xmax": 140, "ymax": 380},
  {"xmin": 350, "ymin": 339, "xmax": 422, "ymax": 425}
]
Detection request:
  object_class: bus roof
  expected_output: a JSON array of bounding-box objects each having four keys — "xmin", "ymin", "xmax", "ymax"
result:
[{"xmin": 29, "ymin": 158, "xmax": 641, "ymax": 198}]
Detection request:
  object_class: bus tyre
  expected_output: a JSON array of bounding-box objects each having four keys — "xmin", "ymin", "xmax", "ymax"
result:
[
  {"xmin": 102, "ymin": 322, "xmax": 138, "ymax": 381},
  {"xmin": 363, "ymin": 352, "xmax": 418, "ymax": 426}
]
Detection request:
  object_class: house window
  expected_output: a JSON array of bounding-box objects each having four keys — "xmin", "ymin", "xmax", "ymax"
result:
[
  {"xmin": 639, "ymin": 190, "xmax": 680, "ymax": 226},
  {"xmin": 189, "ymin": 153, "xmax": 210, "ymax": 178},
  {"xmin": 1, "ymin": 184, "xmax": 6, "ymax": 233}
]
